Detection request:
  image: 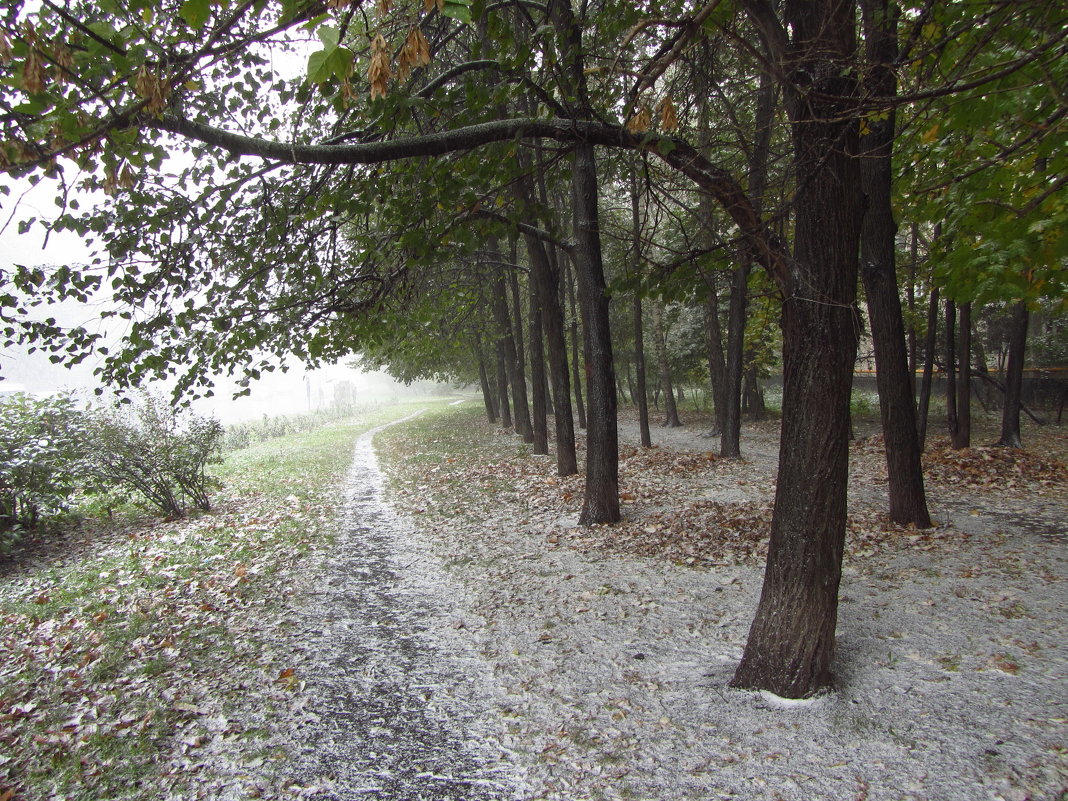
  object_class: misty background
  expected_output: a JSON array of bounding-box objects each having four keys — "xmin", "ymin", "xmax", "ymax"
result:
[{"xmin": 1, "ymin": 174, "xmax": 452, "ymax": 423}]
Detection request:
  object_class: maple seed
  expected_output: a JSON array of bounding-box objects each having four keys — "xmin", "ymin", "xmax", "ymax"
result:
[
  {"xmin": 398, "ymin": 27, "xmax": 431, "ymax": 80},
  {"xmin": 368, "ymin": 34, "xmax": 392, "ymax": 100},
  {"xmin": 626, "ymin": 105, "xmax": 653, "ymax": 134},
  {"xmin": 658, "ymin": 96, "xmax": 678, "ymax": 132},
  {"xmin": 23, "ymin": 51, "xmax": 47, "ymax": 94},
  {"xmin": 0, "ymin": 32, "xmax": 12, "ymax": 65}
]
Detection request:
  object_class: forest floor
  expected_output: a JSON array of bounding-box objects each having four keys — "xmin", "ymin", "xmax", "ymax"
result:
[
  {"xmin": 368, "ymin": 403, "xmax": 1068, "ymax": 801},
  {"xmin": 2, "ymin": 400, "xmax": 1066, "ymax": 801}
]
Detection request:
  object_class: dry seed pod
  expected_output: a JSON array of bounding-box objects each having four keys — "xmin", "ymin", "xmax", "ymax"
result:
[
  {"xmin": 626, "ymin": 105, "xmax": 652, "ymax": 134},
  {"xmin": 23, "ymin": 51, "xmax": 47, "ymax": 94},
  {"xmin": 368, "ymin": 34, "xmax": 391, "ymax": 99},
  {"xmin": 658, "ymin": 96, "xmax": 677, "ymax": 132}
]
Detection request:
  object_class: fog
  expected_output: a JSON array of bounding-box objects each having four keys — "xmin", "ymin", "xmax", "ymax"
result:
[{"xmin": 1, "ymin": 176, "xmax": 454, "ymax": 422}]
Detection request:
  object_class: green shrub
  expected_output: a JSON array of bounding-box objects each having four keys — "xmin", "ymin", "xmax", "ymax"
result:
[
  {"xmin": 85, "ymin": 394, "xmax": 223, "ymax": 517},
  {"xmin": 0, "ymin": 392, "xmax": 89, "ymax": 539}
]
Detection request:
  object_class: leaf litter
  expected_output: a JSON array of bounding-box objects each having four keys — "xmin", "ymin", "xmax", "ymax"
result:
[
  {"xmin": 372, "ymin": 405, "xmax": 1068, "ymax": 801},
  {"xmin": 3, "ymin": 403, "xmax": 1066, "ymax": 801}
]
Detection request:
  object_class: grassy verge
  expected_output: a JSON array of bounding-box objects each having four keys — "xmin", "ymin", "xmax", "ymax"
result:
[{"xmin": 0, "ymin": 399, "xmax": 439, "ymax": 801}]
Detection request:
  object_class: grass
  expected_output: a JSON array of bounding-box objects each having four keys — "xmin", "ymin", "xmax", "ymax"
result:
[{"xmin": 0, "ymin": 398, "xmax": 444, "ymax": 801}]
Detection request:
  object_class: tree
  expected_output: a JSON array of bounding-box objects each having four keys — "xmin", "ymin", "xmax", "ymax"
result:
[
  {"xmin": 4, "ymin": 0, "xmax": 1063, "ymax": 698},
  {"xmin": 857, "ymin": 0, "xmax": 931, "ymax": 527}
]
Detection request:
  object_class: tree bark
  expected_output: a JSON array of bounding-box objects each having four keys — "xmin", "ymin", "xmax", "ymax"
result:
[
  {"xmin": 528, "ymin": 277, "xmax": 549, "ymax": 455},
  {"xmin": 495, "ymin": 340, "xmax": 512, "ymax": 430},
  {"xmin": 571, "ymin": 143, "xmax": 620, "ymax": 526},
  {"xmin": 474, "ymin": 336, "xmax": 498, "ymax": 422},
  {"xmin": 917, "ymin": 285, "xmax": 939, "ymax": 449},
  {"xmin": 652, "ymin": 301, "xmax": 682, "ymax": 427},
  {"xmin": 953, "ymin": 301, "xmax": 972, "ymax": 449},
  {"xmin": 491, "ymin": 262, "xmax": 532, "ymax": 441},
  {"xmin": 705, "ymin": 282, "xmax": 727, "ymax": 435},
  {"xmin": 517, "ymin": 173, "xmax": 578, "ymax": 474},
  {"xmin": 732, "ymin": 0, "xmax": 863, "ymax": 698},
  {"xmin": 946, "ymin": 299, "xmax": 959, "ymax": 444},
  {"xmin": 629, "ymin": 165, "xmax": 653, "ymax": 448},
  {"xmin": 720, "ymin": 72, "xmax": 774, "ymax": 458},
  {"xmin": 997, "ymin": 300, "xmax": 1029, "ymax": 448},
  {"xmin": 634, "ymin": 293, "xmax": 652, "ymax": 447},
  {"xmin": 858, "ymin": 0, "xmax": 932, "ymax": 527},
  {"xmin": 567, "ymin": 262, "xmax": 587, "ymax": 430},
  {"xmin": 721, "ymin": 263, "xmax": 749, "ymax": 458}
]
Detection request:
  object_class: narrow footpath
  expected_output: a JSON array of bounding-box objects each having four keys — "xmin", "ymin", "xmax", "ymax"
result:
[{"xmin": 283, "ymin": 411, "xmax": 520, "ymax": 800}]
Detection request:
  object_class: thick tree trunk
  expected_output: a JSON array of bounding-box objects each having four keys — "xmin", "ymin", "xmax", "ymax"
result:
[
  {"xmin": 953, "ymin": 301, "xmax": 972, "ymax": 449},
  {"xmin": 998, "ymin": 301, "xmax": 1029, "ymax": 448},
  {"xmin": 917, "ymin": 285, "xmax": 939, "ymax": 449},
  {"xmin": 652, "ymin": 301, "xmax": 682, "ymax": 427},
  {"xmin": 858, "ymin": 0, "xmax": 932, "ymax": 527},
  {"xmin": 732, "ymin": 0, "xmax": 863, "ymax": 698},
  {"xmin": 528, "ymin": 278, "xmax": 549, "ymax": 455},
  {"xmin": 571, "ymin": 143, "xmax": 620, "ymax": 526}
]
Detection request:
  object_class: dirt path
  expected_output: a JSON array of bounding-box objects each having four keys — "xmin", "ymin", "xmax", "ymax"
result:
[{"xmin": 280, "ymin": 412, "xmax": 522, "ymax": 799}]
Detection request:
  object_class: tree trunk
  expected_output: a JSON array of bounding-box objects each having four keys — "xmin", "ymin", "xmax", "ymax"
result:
[
  {"xmin": 732, "ymin": 0, "xmax": 863, "ymax": 698},
  {"xmin": 720, "ymin": 72, "xmax": 773, "ymax": 458},
  {"xmin": 652, "ymin": 301, "xmax": 682, "ymax": 427},
  {"xmin": 953, "ymin": 301, "xmax": 972, "ymax": 449},
  {"xmin": 705, "ymin": 283, "xmax": 727, "ymax": 435},
  {"xmin": 917, "ymin": 285, "xmax": 939, "ymax": 449},
  {"xmin": 721, "ymin": 263, "xmax": 749, "ymax": 458},
  {"xmin": 571, "ymin": 143, "xmax": 620, "ymax": 526},
  {"xmin": 496, "ymin": 340, "xmax": 512, "ymax": 430},
  {"xmin": 946, "ymin": 299, "xmax": 959, "ymax": 444},
  {"xmin": 517, "ymin": 173, "xmax": 578, "ymax": 475},
  {"xmin": 634, "ymin": 293, "xmax": 652, "ymax": 447},
  {"xmin": 997, "ymin": 300, "xmax": 1029, "ymax": 448},
  {"xmin": 475, "ymin": 336, "xmax": 498, "ymax": 423},
  {"xmin": 491, "ymin": 260, "xmax": 531, "ymax": 442},
  {"xmin": 858, "ymin": 0, "xmax": 932, "ymax": 527},
  {"xmin": 528, "ymin": 277, "xmax": 549, "ymax": 455},
  {"xmin": 567, "ymin": 263, "xmax": 587, "ymax": 430},
  {"xmin": 629, "ymin": 163, "xmax": 653, "ymax": 447},
  {"xmin": 907, "ymin": 222, "xmax": 919, "ymax": 375}
]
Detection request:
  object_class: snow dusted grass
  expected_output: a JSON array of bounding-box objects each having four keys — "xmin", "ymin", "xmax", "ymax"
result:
[
  {"xmin": 377, "ymin": 402, "xmax": 1068, "ymax": 801},
  {"xmin": 0, "ymin": 401, "xmax": 435, "ymax": 801}
]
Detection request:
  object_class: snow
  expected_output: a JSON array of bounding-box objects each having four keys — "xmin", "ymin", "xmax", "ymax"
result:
[{"xmin": 254, "ymin": 409, "xmax": 1068, "ymax": 801}]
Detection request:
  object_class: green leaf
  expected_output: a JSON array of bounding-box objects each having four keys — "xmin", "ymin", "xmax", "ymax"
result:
[
  {"xmin": 442, "ymin": 0, "xmax": 473, "ymax": 24},
  {"xmin": 179, "ymin": 0, "xmax": 212, "ymax": 27},
  {"xmin": 306, "ymin": 49, "xmax": 331, "ymax": 84},
  {"xmin": 317, "ymin": 25, "xmax": 340, "ymax": 49}
]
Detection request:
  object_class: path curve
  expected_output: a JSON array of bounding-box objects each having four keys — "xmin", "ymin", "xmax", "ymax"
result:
[{"xmin": 286, "ymin": 411, "xmax": 520, "ymax": 800}]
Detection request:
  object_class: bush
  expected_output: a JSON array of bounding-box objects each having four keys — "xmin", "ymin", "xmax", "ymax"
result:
[
  {"xmin": 0, "ymin": 392, "xmax": 89, "ymax": 539},
  {"xmin": 85, "ymin": 395, "xmax": 223, "ymax": 517}
]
